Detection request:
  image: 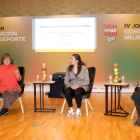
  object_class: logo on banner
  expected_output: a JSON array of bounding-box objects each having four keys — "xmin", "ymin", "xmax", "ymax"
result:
[
  {"xmin": 0, "ymin": 27, "xmax": 26, "ymax": 42},
  {"xmin": 103, "ymin": 24, "xmax": 118, "ymax": 42},
  {"xmin": 124, "ymin": 24, "xmax": 140, "ymax": 40}
]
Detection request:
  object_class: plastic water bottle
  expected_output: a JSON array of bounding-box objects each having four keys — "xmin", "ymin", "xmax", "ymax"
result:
[
  {"xmin": 121, "ymin": 75, "xmax": 125, "ymax": 83},
  {"xmin": 109, "ymin": 74, "xmax": 112, "ymax": 83},
  {"xmin": 49, "ymin": 74, "xmax": 52, "ymax": 81},
  {"xmin": 36, "ymin": 74, "xmax": 39, "ymax": 82}
]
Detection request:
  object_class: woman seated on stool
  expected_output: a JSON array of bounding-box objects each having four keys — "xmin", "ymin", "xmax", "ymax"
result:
[
  {"xmin": 133, "ymin": 91, "xmax": 140, "ymax": 126},
  {"xmin": 0, "ymin": 53, "xmax": 22, "ymax": 117},
  {"xmin": 64, "ymin": 54, "xmax": 89, "ymax": 118}
]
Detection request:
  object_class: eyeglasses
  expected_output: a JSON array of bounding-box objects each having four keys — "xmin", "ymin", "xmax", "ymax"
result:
[{"xmin": 4, "ymin": 58, "xmax": 10, "ymax": 61}]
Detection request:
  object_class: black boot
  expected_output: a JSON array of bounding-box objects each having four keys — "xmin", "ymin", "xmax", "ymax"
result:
[
  {"xmin": 0, "ymin": 108, "xmax": 9, "ymax": 117},
  {"xmin": 134, "ymin": 117, "xmax": 140, "ymax": 126}
]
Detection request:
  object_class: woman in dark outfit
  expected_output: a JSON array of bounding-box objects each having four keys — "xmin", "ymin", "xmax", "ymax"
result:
[{"xmin": 133, "ymin": 91, "xmax": 140, "ymax": 126}]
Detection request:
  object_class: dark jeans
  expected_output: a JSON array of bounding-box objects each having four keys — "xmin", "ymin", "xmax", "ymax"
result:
[
  {"xmin": 65, "ymin": 87, "xmax": 85, "ymax": 108},
  {"xmin": 133, "ymin": 91, "xmax": 140, "ymax": 117},
  {"xmin": 1, "ymin": 88, "xmax": 20, "ymax": 108}
]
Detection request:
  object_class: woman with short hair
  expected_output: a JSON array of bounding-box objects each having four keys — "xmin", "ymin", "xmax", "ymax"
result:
[{"xmin": 0, "ymin": 53, "xmax": 22, "ymax": 117}]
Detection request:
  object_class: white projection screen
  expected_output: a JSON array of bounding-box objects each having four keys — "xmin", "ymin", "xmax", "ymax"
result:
[{"xmin": 32, "ymin": 16, "xmax": 96, "ymax": 52}]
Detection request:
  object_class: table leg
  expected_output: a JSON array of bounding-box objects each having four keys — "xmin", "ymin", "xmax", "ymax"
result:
[
  {"xmin": 105, "ymin": 85, "xmax": 108, "ymax": 114},
  {"xmin": 34, "ymin": 84, "xmax": 36, "ymax": 111},
  {"xmin": 40, "ymin": 84, "xmax": 41, "ymax": 111},
  {"xmin": 42, "ymin": 84, "xmax": 44, "ymax": 109},
  {"xmin": 104, "ymin": 84, "xmax": 129, "ymax": 117},
  {"xmin": 115, "ymin": 86, "xmax": 116, "ymax": 112},
  {"xmin": 118, "ymin": 86, "xmax": 121, "ymax": 109},
  {"xmin": 111, "ymin": 86, "xmax": 113, "ymax": 115},
  {"xmin": 34, "ymin": 83, "xmax": 56, "ymax": 113}
]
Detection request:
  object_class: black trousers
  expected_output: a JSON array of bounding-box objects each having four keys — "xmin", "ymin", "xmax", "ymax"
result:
[
  {"xmin": 65, "ymin": 87, "xmax": 85, "ymax": 108},
  {"xmin": 133, "ymin": 91, "xmax": 140, "ymax": 117}
]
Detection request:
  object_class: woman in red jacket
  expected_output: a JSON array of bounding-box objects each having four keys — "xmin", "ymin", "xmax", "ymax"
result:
[{"xmin": 0, "ymin": 53, "xmax": 22, "ymax": 117}]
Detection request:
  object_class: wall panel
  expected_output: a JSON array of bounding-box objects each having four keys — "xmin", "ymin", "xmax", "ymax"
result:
[{"xmin": 0, "ymin": 0, "xmax": 140, "ymax": 17}]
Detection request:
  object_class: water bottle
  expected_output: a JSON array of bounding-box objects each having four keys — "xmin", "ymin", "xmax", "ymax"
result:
[
  {"xmin": 121, "ymin": 75, "xmax": 125, "ymax": 83},
  {"xmin": 109, "ymin": 74, "xmax": 112, "ymax": 83},
  {"xmin": 36, "ymin": 74, "xmax": 39, "ymax": 82},
  {"xmin": 49, "ymin": 74, "xmax": 52, "ymax": 81}
]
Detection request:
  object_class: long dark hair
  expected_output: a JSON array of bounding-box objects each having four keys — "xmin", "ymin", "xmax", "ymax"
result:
[
  {"xmin": 68, "ymin": 54, "xmax": 86, "ymax": 75},
  {"xmin": 1, "ymin": 53, "xmax": 14, "ymax": 65}
]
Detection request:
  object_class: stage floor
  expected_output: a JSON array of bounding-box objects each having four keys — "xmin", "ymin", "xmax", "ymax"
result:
[{"xmin": 0, "ymin": 92, "xmax": 139, "ymax": 140}]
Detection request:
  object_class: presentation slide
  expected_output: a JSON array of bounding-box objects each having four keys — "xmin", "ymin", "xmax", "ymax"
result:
[{"xmin": 32, "ymin": 17, "xmax": 96, "ymax": 52}]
